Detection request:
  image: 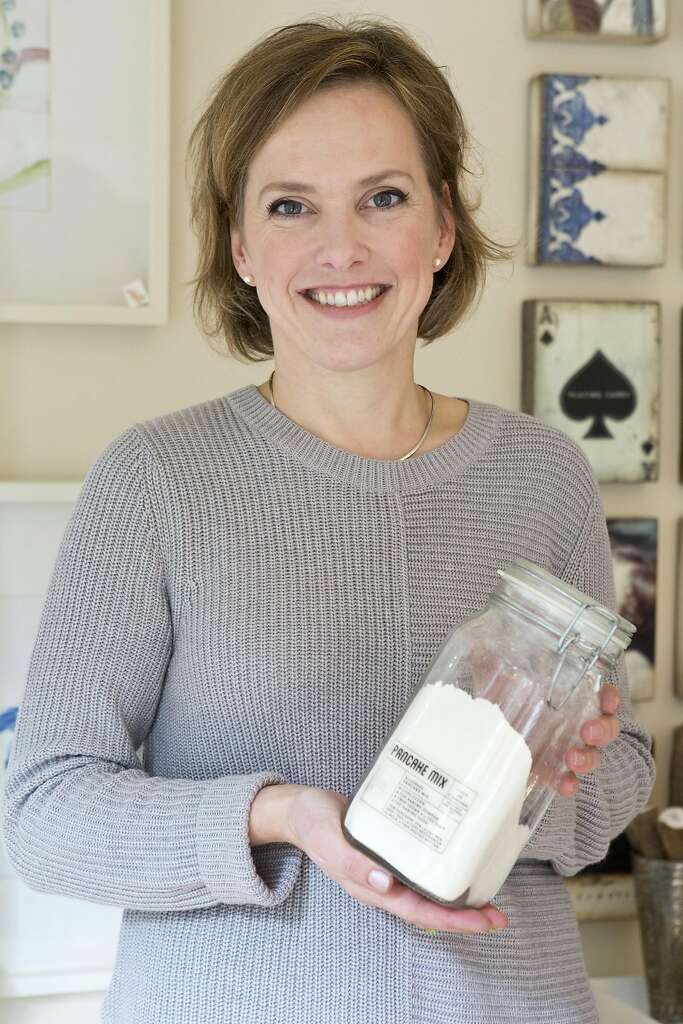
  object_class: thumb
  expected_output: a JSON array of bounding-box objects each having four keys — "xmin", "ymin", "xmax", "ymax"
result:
[
  {"xmin": 341, "ymin": 813, "xmax": 394, "ymax": 893},
  {"xmin": 365, "ymin": 863, "xmax": 394, "ymax": 893},
  {"xmin": 362, "ymin": 856, "xmax": 395, "ymax": 888},
  {"xmin": 340, "ymin": 838, "xmax": 394, "ymax": 893}
]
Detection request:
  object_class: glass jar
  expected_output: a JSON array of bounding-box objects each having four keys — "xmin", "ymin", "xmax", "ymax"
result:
[{"xmin": 342, "ymin": 557, "xmax": 635, "ymax": 909}]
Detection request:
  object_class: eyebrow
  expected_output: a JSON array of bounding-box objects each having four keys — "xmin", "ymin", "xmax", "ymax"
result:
[{"xmin": 257, "ymin": 169, "xmax": 415, "ymax": 204}]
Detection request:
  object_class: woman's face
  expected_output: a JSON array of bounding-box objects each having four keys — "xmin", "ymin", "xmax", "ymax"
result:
[{"xmin": 231, "ymin": 81, "xmax": 455, "ymax": 377}]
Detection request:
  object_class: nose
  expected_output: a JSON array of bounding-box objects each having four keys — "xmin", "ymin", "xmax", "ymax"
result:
[{"xmin": 314, "ymin": 211, "xmax": 371, "ymax": 270}]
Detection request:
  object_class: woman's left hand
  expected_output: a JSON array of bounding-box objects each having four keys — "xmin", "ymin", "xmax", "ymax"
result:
[{"xmin": 558, "ymin": 683, "xmax": 621, "ymax": 797}]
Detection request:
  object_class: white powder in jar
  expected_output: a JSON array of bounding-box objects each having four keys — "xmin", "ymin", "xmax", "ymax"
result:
[{"xmin": 344, "ymin": 680, "xmax": 532, "ymax": 905}]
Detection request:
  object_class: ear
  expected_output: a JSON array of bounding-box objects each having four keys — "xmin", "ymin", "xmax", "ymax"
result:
[
  {"xmin": 230, "ymin": 226, "xmax": 251, "ymax": 280},
  {"xmin": 439, "ymin": 180, "xmax": 456, "ymax": 251}
]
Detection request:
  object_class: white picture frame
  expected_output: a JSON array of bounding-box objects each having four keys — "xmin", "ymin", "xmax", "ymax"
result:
[
  {"xmin": 0, "ymin": 481, "xmax": 121, "ymax": 1001},
  {"xmin": 0, "ymin": 0, "xmax": 170, "ymax": 325}
]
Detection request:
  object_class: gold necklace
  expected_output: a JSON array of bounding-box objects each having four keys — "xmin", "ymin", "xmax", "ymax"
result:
[{"xmin": 267, "ymin": 370, "xmax": 435, "ymax": 460}]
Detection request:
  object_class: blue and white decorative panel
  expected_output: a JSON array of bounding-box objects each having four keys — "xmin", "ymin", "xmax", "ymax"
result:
[
  {"xmin": 521, "ymin": 299, "xmax": 660, "ymax": 483},
  {"xmin": 528, "ymin": 74, "xmax": 669, "ymax": 266},
  {"xmin": 526, "ymin": 0, "xmax": 669, "ymax": 44}
]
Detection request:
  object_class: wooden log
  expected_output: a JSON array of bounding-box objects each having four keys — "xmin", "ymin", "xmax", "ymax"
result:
[
  {"xmin": 670, "ymin": 725, "xmax": 683, "ymax": 806},
  {"xmin": 625, "ymin": 806, "xmax": 667, "ymax": 859},
  {"xmin": 656, "ymin": 807, "xmax": 683, "ymax": 861}
]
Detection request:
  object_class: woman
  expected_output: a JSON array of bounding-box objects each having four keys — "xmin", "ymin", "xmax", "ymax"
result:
[{"xmin": 2, "ymin": 16, "xmax": 654, "ymax": 1024}]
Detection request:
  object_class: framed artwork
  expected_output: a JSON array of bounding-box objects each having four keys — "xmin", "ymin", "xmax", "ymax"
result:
[
  {"xmin": 525, "ymin": 0, "xmax": 669, "ymax": 43},
  {"xmin": 606, "ymin": 517, "xmax": 656, "ymax": 703},
  {"xmin": 527, "ymin": 74, "xmax": 669, "ymax": 266},
  {"xmin": 0, "ymin": 482, "xmax": 120, "ymax": 1000},
  {"xmin": 674, "ymin": 519, "xmax": 683, "ymax": 699},
  {"xmin": 522, "ymin": 299, "xmax": 661, "ymax": 483},
  {"xmin": 566, "ymin": 514, "xmax": 657, "ymax": 917},
  {"xmin": 0, "ymin": 0, "xmax": 170, "ymax": 325},
  {"xmin": 679, "ymin": 310, "xmax": 683, "ymax": 484}
]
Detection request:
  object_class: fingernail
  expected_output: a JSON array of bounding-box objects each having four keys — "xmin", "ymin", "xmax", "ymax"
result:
[
  {"xmin": 368, "ymin": 869, "xmax": 391, "ymax": 892},
  {"xmin": 585, "ymin": 727, "xmax": 598, "ymax": 742}
]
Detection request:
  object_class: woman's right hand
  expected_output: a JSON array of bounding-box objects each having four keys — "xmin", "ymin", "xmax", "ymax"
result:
[{"xmin": 286, "ymin": 786, "xmax": 509, "ymax": 935}]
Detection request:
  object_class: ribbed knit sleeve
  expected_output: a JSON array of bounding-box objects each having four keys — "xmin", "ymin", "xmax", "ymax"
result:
[
  {"xmin": 519, "ymin": 494, "xmax": 656, "ymax": 873},
  {"xmin": 0, "ymin": 425, "xmax": 303, "ymax": 911}
]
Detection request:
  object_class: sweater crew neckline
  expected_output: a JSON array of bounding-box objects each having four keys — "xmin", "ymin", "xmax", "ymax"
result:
[{"xmin": 225, "ymin": 385, "xmax": 501, "ymax": 494}]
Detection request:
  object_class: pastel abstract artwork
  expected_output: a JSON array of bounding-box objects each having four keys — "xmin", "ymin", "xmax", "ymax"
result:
[
  {"xmin": 526, "ymin": 0, "xmax": 669, "ymax": 43},
  {"xmin": 527, "ymin": 74, "xmax": 669, "ymax": 266},
  {"xmin": 0, "ymin": 0, "xmax": 50, "ymax": 210}
]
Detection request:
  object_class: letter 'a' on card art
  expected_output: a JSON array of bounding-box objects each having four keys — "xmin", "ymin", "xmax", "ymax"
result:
[
  {"xmin": 527, "ymin": 74, "xmax": 669, "ymax": 266},
  {"xmin": 521, "ymin": 299, "xmax": 660, "ymax": 483},
  {"xmin": 525, "ymin": 0, "xmax": 669, "ymax": 44}
]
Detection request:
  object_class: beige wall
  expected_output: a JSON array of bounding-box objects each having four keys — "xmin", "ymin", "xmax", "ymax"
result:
[{"xmin": 3, "ymin": 0, "xmax": 683, "ymax": 978}]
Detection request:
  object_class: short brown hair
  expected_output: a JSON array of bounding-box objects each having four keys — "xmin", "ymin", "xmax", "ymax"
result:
[{"xmin": 185, "ymin": 15, "xmax": 514, "ymax": 363}]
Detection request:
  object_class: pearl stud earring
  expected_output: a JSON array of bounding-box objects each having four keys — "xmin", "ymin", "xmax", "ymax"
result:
[
  {"xmin": 243, "ymin": 275, "xmax": 253, "ymax": 284},
  {"xmin": 433, "ymin": 258, "xmax": 442, "ymax": 268}
]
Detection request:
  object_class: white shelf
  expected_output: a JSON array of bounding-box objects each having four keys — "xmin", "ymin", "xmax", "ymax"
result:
[
  {"xmin": 0, "ymin": 968, "xmax": 112, "ymax": 1000},
  {"xmin": 0, "ymin": 482, "xmax": 82, "ymax": 503}
]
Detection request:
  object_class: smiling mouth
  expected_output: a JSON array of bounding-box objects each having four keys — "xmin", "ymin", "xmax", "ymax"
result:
[{"xmin": 301, "ymin": 284, "xmax": 390, "ymax": 308}]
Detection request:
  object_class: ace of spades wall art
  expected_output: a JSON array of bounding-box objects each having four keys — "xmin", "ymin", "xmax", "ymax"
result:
[{"xmin": 521, "ymin": 299, "xmax": 660, "ymax": 482}]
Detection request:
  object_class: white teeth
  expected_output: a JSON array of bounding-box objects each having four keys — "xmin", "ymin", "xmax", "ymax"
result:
[{"xmin": 307, "ymin": 285, "xmax": 384, "ymax": 307}]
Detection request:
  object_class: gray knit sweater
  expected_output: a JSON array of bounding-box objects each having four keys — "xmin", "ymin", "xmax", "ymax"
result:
[{"xmin": 2, "ymin": 384, "xmax": 655, "ymax": 1023}]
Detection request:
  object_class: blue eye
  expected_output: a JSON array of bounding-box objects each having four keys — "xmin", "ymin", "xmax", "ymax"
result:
[
  {"xmin": 367, "ymin": 189, "xmax": 408, "ymax": 210},
  {"xmin": 266, "ymin": 188, "xmax": 409, "ymax": 218},
  {"xmin": 268, "ymin": 198, "xmax": 305, "ymax": 217}
]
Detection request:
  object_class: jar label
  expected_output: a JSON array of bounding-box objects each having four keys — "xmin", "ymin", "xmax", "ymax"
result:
[{"xmin": 360, "ymin": 741, "xmax": 477, "ymax": 853}]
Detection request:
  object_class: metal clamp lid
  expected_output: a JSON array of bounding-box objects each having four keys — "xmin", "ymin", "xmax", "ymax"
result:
[
  {"xmin": 546, "ymin": 601, "xmax": 621, "ymax": 710},
  {"xmin": 494, "ymin": 558, "xmax": 634, "ymax": 710}
]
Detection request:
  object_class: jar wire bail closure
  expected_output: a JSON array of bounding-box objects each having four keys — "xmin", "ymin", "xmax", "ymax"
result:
[
  {"xmin": 547, "ymin": 601, "xmax": 621, "ymax": 710},
  {"xmin": 493, "ymin": 561, "xmax": 628, "ymax": 711}
]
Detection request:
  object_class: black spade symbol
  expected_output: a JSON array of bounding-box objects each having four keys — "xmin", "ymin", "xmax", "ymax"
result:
[
  {"xmin": 642, "ymin": 439, "xmax": 654, "ymax": 455},
  {"xmin": 560, "ymin": 351, "xmax": 636, "ymax": 439},
  {"xmin": 540, "ymin": 330, "xmax": 554, "ymax": 345}
]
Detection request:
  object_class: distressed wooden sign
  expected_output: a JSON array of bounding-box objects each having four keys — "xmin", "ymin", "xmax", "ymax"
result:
[
  {"xmin": 526, "ymin": 0, "xmax": 669, "ymax": 44},
  {"xmin": 522, "ymin": 299, "xmax": 660, "ymax": 482},
  {"xmin": 528, "ymin": 74, "xmax": 669, "ymax": 266}
]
